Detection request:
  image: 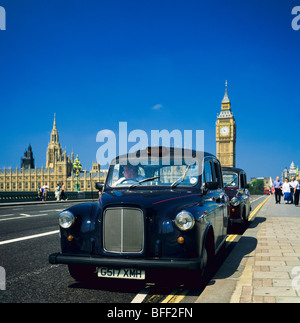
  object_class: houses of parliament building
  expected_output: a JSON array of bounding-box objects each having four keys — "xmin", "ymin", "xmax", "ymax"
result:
[{"xmin": 0, "ymin": 115, "xmax": 105, "ymax": 192}]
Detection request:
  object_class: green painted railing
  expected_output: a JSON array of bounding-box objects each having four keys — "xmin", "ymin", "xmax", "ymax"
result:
[{"xmin": 0, "ymin": 191, "xmax": 99, "ymax": 203}]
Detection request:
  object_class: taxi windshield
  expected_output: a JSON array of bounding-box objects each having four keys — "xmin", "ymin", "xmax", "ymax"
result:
[
  {"xmin": 223, "ymin": 172, "xmax": 238, "ymax": 187},
  {"xmin": 107, "ymin": 158, "xmax": 200, "ymax": 188}
]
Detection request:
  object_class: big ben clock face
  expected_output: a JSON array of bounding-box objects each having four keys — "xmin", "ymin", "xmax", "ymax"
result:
[{"xmin": 220, "ymin": 126, "xmax": 230, "ymax": 136}]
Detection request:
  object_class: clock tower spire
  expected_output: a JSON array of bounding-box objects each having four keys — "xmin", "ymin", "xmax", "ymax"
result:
[{"xmin": 216, "ymin": 81, "xmax": 236, "ymax": 167}]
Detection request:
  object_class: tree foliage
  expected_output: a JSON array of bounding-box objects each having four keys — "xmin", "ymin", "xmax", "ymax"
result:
[{"xmin": 249, "ymin": 179, "xmax": 264, "ymax": 195}]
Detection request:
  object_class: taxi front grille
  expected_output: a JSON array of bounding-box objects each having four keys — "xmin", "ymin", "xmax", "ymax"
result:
[{"xmin": 103, "ymin": 207, "xmax": 144, "ymax": 253}]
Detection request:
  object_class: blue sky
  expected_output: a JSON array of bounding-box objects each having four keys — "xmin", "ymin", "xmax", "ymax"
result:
[{"xmin": 0, "ymin": 0, "xmax": 300, "ymax": 181}]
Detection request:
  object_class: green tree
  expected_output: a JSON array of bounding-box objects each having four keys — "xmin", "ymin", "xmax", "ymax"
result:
[{"xmin": 249, "ymin": 179, "xmax": 264, "ymax": 195}]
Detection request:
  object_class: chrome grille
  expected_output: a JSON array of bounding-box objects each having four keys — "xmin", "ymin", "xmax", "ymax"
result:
[{"xmin": 103, "ymin": 207, "xmax": 144, "ymax": 253}]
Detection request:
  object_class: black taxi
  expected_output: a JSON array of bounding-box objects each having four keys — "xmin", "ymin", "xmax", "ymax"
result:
[
  {"xmin": 49, "ymin": 147, "xmax": 229, "ymax": 284},
  {"xmin": 222, "ymin": 167, "xmax": 251, "ymax": 232}
]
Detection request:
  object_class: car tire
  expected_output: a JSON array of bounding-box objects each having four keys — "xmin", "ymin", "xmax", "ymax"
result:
[
  {"xmin": 185, "ymin": 234, "xmax": 215, "ymax": 289},
  {"xmin": 200, "ymin": 237, "xmax": 214, "ymax": 282},
  {"xmin": 242, "ymin": 206, "xmax": 248, "ymax": 230},
  {"xmin": 68, "ymin": 264, "xmax": 96, "ymax": 282}
]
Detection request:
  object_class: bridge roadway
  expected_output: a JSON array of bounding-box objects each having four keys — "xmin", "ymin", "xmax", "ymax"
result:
[{"xmin": 1, "ymin": 194, "xmax": 291, "ymax": 303}]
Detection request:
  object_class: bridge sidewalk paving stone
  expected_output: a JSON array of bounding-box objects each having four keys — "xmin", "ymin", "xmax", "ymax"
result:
[{"xmin": 196, "ymin": 196, "xmax": 300, "ymax": 303}]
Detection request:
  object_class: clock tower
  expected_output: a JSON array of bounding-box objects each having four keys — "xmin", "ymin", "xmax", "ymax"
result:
[{"xmin": 216, "ymin": 81, "xmax": 236, "ymax": 167}]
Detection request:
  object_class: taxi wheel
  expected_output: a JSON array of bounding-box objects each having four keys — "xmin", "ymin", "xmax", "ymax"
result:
[
  {"xmin": 68, "ymin": 264, "xmax": 97, "ymax": 282},
  {"xmin": 200, "ymin": 239, "xmax": 214, "ymax": 282},
  {"xmin": 186, "ymin": 234, "xmax": 215, "ymax": 289},
  {"xmin": 241, "ymin": 206, "xmax": 248, "ymax": 232}
]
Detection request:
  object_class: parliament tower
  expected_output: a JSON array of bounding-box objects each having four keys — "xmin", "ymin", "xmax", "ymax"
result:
[
  {"xmin": 216, "ymin": 81, "xmax": 236, "ymax": 167},
  {"xmin": 46, "ymin": 113, "xmax": 62, "ymax": 169},
  {"xmin": 46, "ymin": 114, "xmax": 73, "ymax": 177}
]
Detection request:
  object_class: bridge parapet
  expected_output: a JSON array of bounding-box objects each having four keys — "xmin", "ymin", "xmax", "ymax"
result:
[{"xmin": 0, "ymin": 191, "xmax": 99, "ymax": 203}]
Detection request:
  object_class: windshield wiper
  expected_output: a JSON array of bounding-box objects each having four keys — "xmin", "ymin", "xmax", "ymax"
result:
[
  {"xmin": 171, "ymin": 164, "xmax": 192, "ymax": 188},
  {"xmin": 224, "ymin": 175, "xmax": 238, "ymax": 187},
  {"xmin": 129, "ymin": 176, "xmax": 160, "ymax": 189}
]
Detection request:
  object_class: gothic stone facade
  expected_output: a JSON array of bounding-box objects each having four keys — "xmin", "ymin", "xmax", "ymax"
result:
[{"xmin": 0, "ymin": 115, "xmax": 106, "ymax": 192}]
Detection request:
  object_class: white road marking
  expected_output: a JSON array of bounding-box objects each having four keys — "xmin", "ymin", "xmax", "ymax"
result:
[
  {"xmin": 250, "ymin": 195, "xmax": 266, "ymax": 203},
  {"xmin": 131, "ymin": 284, "xmax": 153, "ymax": 303},
  {"xmin": 0, "ymin": 213, "xmax": 50, "ymax": 222},
  {"xmin": 0, "ymin": 230, "xmax": 59, "ymax": 246},
  {"xmin": 38, "ymin": 209, "xmax": 63, "ymax": 213},
  {"xmin": 0, "ymin": 215, "xmax": 31, "ymax": 222}
]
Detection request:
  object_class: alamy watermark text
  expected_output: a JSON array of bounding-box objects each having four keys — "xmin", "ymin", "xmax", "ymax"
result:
[
  {"xmin": 96, "ymin": 122, "xmax": 204, "ymax": 167},
  {"xmin": 0, "ymin": 6, "xmax": 6, "ymax": 30},
  {"xmin": 292, "ymin": 6, "xmax": 300, "ymax": 30}
]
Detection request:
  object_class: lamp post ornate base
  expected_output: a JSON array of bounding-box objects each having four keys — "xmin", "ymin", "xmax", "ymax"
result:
[
  {"xmin": 73, "ymin": 155, "xmax": 82, "ymax": 192},
  {"xmin": 75, "ymin": 183, "xmax": 80, "ymax": 192}
]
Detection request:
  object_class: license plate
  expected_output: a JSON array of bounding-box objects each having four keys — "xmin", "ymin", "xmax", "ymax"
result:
[{"xmin": 97, "ymin": 267, "xmax": 145, "ymax": 280}]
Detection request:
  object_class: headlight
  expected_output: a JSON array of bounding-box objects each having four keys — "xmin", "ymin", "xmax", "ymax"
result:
[
  {"xmin": 231, "ymin": 197, "xmax": 240, "ymax": 206},
  {"xmin": 58, "ymin": 211, "xmax": 75, "ymax": 229},
  {"xmin": 175, "ymin": 211, "xmax": 195, "ymax": 231}
]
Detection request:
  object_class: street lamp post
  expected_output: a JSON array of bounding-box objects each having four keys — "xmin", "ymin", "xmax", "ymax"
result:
[{"xmin": 73, "ymin": 155, "xmax": 82, "ymax": 192}]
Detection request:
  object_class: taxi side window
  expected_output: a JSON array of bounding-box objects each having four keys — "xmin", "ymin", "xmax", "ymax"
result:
[
  {"xmin": 213, "ymin": 160, "xmax": 223, "ymax": 188},
  {"xmin": 203, "ymin": 160, "xmax": 213, "ymax": 183},
  {"xmin": 240, "ymin": 173, "xmax": 247, "ymax": 189}
]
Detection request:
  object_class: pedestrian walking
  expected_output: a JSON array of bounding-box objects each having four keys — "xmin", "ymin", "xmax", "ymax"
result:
[
  {"xmin": 42, "ymin": 182, "xmax": 49, "ymax": 201},
  {"xmin": 290, "ymin": 177, "xmax": 297, "ymax": 204},
  {"xmin": 55, "ymin": 183, "xmax": 61, "ymax": 201},
  {"xmin": 294, "ymin": 178, "xmax": 300, "ymax": 207},
  {"xmin": 60, "ymin": 182, "xmax": 67, "ymax": 201},
  {"xmin": 282, "ymin": 178, "xmax": 292, "ymax": 204},
  {"xmin": 273, "ymin": 176, "xmax": 283, "ymax": 204},
  {"xmin": 39, "ymin": 186, "xmax": 44, "ymax": 202},
  {"xmin": 37, "ymin": 188, "xmax": 42, "ymax": 201}
]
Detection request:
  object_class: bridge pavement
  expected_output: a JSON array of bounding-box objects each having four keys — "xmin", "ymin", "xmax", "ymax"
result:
[{"xmin": 197, "ymin": 195, "xmax": 300, "ymax": 303}]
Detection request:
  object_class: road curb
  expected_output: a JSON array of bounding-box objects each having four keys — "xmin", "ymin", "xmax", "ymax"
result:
[{"xmin": 196, "ymin": 196, "xmax": 270, "ymax": 303}]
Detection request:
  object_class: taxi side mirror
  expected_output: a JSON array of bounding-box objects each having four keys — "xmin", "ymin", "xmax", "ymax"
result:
[
  {"xmin": 205, "ymin": 182, "xmax": 219, "ymax": 190},
  {"xmin": 95, "ymin": 182, "xmax": 104, "ymax": 191}
]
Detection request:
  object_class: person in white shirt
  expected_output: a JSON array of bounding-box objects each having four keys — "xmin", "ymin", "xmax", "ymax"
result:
[
  {"xmin": 55, "ymin": 183, "xmax": 61, "ymax": 201},
  {"xmin": 294, "ymin": 178, "xmax": 300, "ymax": 207},
  {"xmin": 282, "ymin": 178, "xmax": 292, "ymax": 204}
]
